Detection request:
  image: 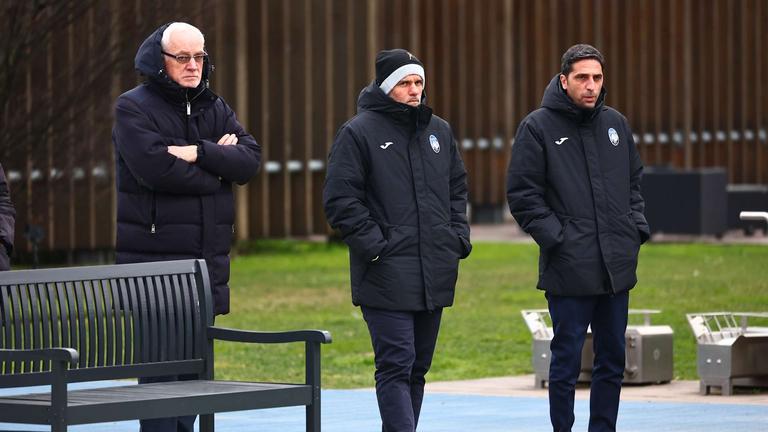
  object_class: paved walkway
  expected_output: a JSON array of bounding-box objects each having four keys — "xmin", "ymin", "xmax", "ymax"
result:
[
  {"xmin": 426, "ymin": 374, "xmax": 768, "ymax": 405},
  {"xmin": 1, "ymin": 378, "xmax": 766, "ymax": 431}
]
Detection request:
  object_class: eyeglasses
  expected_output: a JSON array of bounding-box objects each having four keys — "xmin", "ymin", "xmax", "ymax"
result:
[{"xmin": 161, "ymin": 50, "xmax": 208, "ymax": 64}]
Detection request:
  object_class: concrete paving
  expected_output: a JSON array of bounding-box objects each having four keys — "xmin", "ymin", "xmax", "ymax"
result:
[
  {"xmin": 1, "ymin": 378, "xmax": 766, "ymax": 431},
  {"xmin": 426, "ymin": 374, "xmax": 768, "ymax": 406}
]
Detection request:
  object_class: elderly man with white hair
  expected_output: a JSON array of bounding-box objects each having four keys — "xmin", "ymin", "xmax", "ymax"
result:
[{"xmin": 112, "ymin": 22, "xmax": 261, "ymax": 432}]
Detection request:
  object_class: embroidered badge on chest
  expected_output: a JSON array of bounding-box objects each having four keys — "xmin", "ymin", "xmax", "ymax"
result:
[
  {"xmin": 429, "ymin": 134, "xmax": 440, "ymax": 153},
  {"xmin": 608, "ymin": 128, "xmax": 620, "ymax": 146}
]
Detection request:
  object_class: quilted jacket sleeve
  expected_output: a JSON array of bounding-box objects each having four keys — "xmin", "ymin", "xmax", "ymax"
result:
[{"xmin": 323, "ymin": 126, "xmax": 387, "ymax": 261}]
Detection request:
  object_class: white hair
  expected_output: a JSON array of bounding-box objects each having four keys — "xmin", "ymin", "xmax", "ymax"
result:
[{"xmin": 161, "ymin": 22, "xmax": 205, "ymax": 50}]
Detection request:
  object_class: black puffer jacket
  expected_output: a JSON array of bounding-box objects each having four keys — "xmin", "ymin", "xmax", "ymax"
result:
[
  {"xmin": 507, "ymin": 75, "xmax": 649, "ymax": 296},
  {"xmin": 0, "ymin": 164, "xmax": 15, "ymax": 271},
  {"xmin": 112, "ymin": 23, "xmax": 261, "ymax": 315},
  {"xmin": 324, "ymin": 82, "xmax": 471, "ymax": 312}
]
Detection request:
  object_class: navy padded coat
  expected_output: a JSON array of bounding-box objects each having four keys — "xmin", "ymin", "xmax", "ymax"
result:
[
  {"xmin": 112, "ymin": 24, "xmax": 261, "ymax": 315},
  {"xmin": 507, "ymin": 75, "xmax": 649, "ymax": 296},
  {"xmin": 324, "ymin": 82, "xmax": 471, "ymax": 312}
]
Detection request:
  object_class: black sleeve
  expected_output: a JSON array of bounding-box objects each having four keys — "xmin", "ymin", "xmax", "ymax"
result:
[
  {"xmin": 323, "ymin": 126, "xmax": 386, "ymax": 261},
  {"xmin": 506, "ymin": 120, "xmax": 564, "ymax": 250},
  {"xmin": 448, "ymin": 128, "xmax": 472, "ymax": 258},
  {"xmin": 626, "ymin": 122, "xmax": 650, "ymax": 243},
  {"xmin": 195, "ymin": 100, "xmax": 261, "ymax": 185}
]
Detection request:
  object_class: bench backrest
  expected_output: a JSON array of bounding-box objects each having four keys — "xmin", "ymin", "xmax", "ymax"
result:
[{"xmin": 0, "ymin": 259, "xmax": 213, "ymax": 387}]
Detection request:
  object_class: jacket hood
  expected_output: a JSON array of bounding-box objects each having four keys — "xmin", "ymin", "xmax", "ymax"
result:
[
  {"xmin": 540, "ymin": 74, "xmax": 606, "ymax": 123},
  {"xmin": 134, "ymin": 23, "xmax": 214, "ymax": 102},
  {"xmin": 357, "ymin": 81, "xmax": 433, "ymax": 130}
]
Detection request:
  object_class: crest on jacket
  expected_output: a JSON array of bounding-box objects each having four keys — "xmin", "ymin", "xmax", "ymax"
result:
[
  {"xmin": 429, "ymin": 134, "xmax": 440, "ymax": 153},
  {"xmin": 608, "ymin": 128, "xmax": 620, "ymax": 146}
]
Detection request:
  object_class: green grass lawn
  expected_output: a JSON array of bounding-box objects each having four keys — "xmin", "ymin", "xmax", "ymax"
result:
[{"xmin": 214, "ymin": 240, "xmax": 768, "ymax": 389}]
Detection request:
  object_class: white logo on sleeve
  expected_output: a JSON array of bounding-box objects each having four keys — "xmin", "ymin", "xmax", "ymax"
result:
[
  {"xmin": 380, "ymin": 141, "xmax": 393, "ymax": 149},
  {"xmin": 429, "ymin": 135, "xmax": 440, "ymax": 153},
  {"xmin": 555, "ymin": 137, "xmax": 569, "ymax": 145},
  {"xmin": 608, "ymin": 128, "xmax": 620, "ymax": 146}
]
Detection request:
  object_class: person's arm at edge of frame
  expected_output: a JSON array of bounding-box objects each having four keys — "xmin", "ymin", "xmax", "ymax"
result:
[
  {"xmin": 448, "ymin": 127, "xmax": 472, "ymax": 259},
  {"xmin": 0, "ymin": 164, "xmax": 15, "ymax": 270},
  {"xmin": 113, "ymin": 96, "xmax": 221, "ymax": 195},
  {"xmin": 323, "ymin": 125, "xmax": 386, "ymax": 262},
  {"xmin": 626, "ymin": 120, "xmax": 651, "ymax": 243},
  {"xmin": 506, "ymin": 119, "xmax": 564, "ymax": 250},
  {"xmin": 194, "ymin": 99, "xmax": 261, "ymax": 184}
]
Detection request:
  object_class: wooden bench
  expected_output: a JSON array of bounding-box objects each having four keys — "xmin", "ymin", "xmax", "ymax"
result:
[{"xmin": 0, "ymin": 259, "xmax": 331, "ymax": 431}]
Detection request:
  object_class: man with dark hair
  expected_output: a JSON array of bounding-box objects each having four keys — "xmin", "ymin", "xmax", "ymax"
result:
[
  {"xmin": 507, "ymin": 43, "xmax": 649, "ymax": 432},
  {"xmin": 324, "ymin": 48, "xmax": 471, "ymax": 432},
  {"xmin": 112, "ymin": 22, "xmax": 260, "ymax": 432},
  {"xmin": 0, "ymin": 164, "xmax": 15, "ymax": 271}
]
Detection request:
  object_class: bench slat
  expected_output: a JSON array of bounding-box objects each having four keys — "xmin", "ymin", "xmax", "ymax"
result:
[
  {"xmin": 100, "ymin": 279, "xmax": 113, "ymax": 366},
  {"xmin": 0, "ymin": 380, "xmax": 312, "ymax": 425},
  {"xmin": 37, "ymin": 284, "xmax": 51, "ymax": 372},
  {"xmin": 84, "ymin": 280, "xmax": 96, "ymax": 368},
  {"xmin": 0, "ymin": 286, "xmax": 10, "ymax": 373}
]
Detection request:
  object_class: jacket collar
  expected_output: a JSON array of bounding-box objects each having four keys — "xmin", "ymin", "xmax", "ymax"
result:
[
  {"xmin": 357, "ymin": 81, "xmax": 433, "ymax": 131},
  {"xmin": 540, "ymin": 74, "xmax": 606, "ymax": 123}
]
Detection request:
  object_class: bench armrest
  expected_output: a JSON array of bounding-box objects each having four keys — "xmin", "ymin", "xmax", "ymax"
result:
[
  {"xmin": 0, "ymin": 348, "xmax": 79, "ymax": 365},
  {"xmin": 207, "ymin": 326, "xmax": 332, "ymax": 344}
]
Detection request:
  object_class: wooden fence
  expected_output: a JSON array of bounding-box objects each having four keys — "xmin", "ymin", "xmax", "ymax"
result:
[{"xmin": 2, "ymin": 0, "xmax": 765, "ymax": 255}]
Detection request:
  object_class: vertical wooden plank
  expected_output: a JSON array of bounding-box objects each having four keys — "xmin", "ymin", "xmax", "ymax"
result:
[
  {"xmin": 706, "ymin": 0, "xmax": 725, "ymax": 166},
  {"xmin": 282, "ymin": 0, "xmax": 293, "ymax": 237},
  {"xmin": 653, "ymin": 0, "xmax": 664, "ymax": 165},
  {"xmin": 303, "ymin": 0, "xmax": 315, "ymax": 235},
  {"xmin": 487, "ymin": 0, "xmax": 500, "ymax": 206},
  {"xmin": 258, "ymin": 0, "xmax": 271, "ymax": 237},
  {"xmin": 756, "ymin": 0, "xmax": 765, "ymax": 183},
  {"xmin": 234, "ymin": 0, "xmax": 250, "ymax": 241},
  {"xmin": 725, "ymin": 0, "xmax": 735, "ymax": 182},
  {"xmin": 502, "ymin": 0, "xmax": 514, "ymax": 191},
  {"xmin": 682, "ymin": 0, "xmax": 693, "ymax": 169}
]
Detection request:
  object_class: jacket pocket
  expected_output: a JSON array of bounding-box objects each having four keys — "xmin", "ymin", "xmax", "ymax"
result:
[
  {"xmin": 379, "ymin": 225, "xmax": 418, "ymax": 259},
  {"xmin": 432, "ymin": 223, "xmax": 464, "ymax": 259}
]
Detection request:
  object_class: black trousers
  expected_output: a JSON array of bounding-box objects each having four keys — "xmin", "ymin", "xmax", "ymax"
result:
[
  {"xmin": 547, "ymin": 291, "xmax": 629, "ymax": 432},
  {"xmin": 361, "ymin": 306, "xmax": 443, "ymax": 432}
]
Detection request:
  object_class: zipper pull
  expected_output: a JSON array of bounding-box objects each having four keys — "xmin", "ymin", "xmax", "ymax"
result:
[
  {"xmin": 232, "ymin": 224, "xmax": 235, "ymax": 234},
  {"xmin": 186, "ymin": 102, "xmax": 191, "ymax": 116},
  {"xmin": 151, "ymin": 224, "xmax": 156, "ymax": 234}
]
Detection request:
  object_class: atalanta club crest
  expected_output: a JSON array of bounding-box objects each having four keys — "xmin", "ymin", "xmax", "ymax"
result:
[
  {"xmin": 429, "ymin": 134, "xmax": 440, "ymax": 153},
  {"xmin": 608, "ymin": 128, "xmax": 620, "ymax": 146}
]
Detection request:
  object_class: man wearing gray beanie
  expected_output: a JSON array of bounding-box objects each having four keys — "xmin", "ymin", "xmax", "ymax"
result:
[{"xmin": 324, "ymin": 48, "xmax": 471, "ymax": 432}]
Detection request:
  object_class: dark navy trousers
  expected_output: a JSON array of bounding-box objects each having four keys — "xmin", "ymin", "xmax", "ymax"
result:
[
  {"xmin": 361, "ymin": 306, "xmax": 443, "ymax": 432},
  {"xmin": 547, "ymin": 291, "xmax": 629, "ymax": 432},
  {"xmin": 138, "ymin": 374, "xmax": 197, "ymax": 432}
]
